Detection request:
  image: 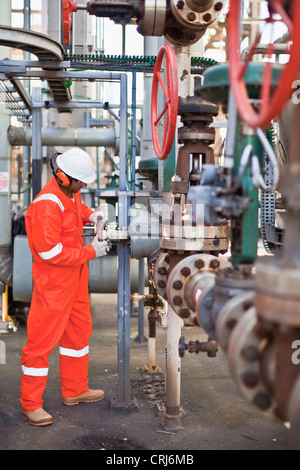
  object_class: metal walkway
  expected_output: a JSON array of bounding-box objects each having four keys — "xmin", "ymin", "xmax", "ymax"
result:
[{"xmin": 0, "ymin": 26, "xmax": 71, "ymax": 110}]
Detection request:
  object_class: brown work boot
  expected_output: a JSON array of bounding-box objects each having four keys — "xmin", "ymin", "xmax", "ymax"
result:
[
  {"xmin": 62, "ymin": 389, "xmax": 105, "ymax": 406},
  {"xmin": 21, "ymin": 408, "xmax": 53, "ymax": 426}
]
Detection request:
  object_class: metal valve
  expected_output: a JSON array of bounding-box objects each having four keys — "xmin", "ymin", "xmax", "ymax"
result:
[{"xmin": 179, "ymin": 336, "xmax": 218, "ymax": 358}]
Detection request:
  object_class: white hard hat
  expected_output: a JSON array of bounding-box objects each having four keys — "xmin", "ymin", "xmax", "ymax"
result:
[{"xmin": 57, "ymin": 148, "xmax": 96, "ymax": 184}]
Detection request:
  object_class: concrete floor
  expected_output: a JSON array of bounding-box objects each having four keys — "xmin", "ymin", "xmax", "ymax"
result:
[{"xmin": 0, "ymin": 293, "xmax": 291, "ymax": 451}]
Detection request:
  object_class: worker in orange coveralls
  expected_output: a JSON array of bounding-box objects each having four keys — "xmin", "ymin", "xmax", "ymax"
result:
[{"xmin": 20, "ymin": 148, "xmax": 108, "ymax": 426}]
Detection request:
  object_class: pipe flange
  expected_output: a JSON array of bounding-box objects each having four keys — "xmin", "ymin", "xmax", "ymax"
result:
[
  {"xmin": 177, "ymin": 126, "xmax": 215, "ymax": 143},
  {"xmin": 227, "ymin": 308, "xmax": 279, "ymax": 421},
  {"xmin": 255, "ymin": 256, "xmax": 300, "ymax": 300},
  {"xmin": 178, "ymin": 95, "xmax": 218, "ymax": 116},
  {"xmin": 160, "ymin": 223, "xmax": 229, "ymax": 252},
  {"xmin": 170, "ymin": 0, "xmax": 222, "ymax": 30},
  {"xmin": 153, "ymin": 252, "xmax": 170, "ymax": 300},
  {"xmin": 255, "ymin": 257, "xmax": 300, "ymax": 326},
  {"xmin": 166, "ymin": 253, "xmax": 231, "ymax": 326},
  {"xmin": 215, "ymin": 291, "xmax": 255, "ymax": 352}
]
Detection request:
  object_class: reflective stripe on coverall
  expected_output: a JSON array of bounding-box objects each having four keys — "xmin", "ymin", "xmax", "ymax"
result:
[{"xmin": 20, "ymin": 177, "xmax": 96, "ymax": 412}]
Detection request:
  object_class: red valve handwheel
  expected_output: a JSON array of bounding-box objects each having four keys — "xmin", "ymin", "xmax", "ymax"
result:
[
  {"xmin": 228, "ymin": 0, "xmax": 300, "ymax": 129},
  {"xmin": 62, "ymin": 0, "xmax": 77, "ymax": 45},
  {"xmin": 151, "ymin": 44, "xmax": 178, "ymax": 160}
]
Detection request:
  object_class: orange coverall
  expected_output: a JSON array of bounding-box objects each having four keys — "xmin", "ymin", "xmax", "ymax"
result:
[{"xmin": 20, "ymin": 176, "xmax": 96, "ymax": 412}]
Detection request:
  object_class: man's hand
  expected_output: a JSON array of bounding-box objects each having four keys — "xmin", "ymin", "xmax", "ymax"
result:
[
  {"xmin": 91, "ymin": 237, "xmax": 108, "ymax": 258},
  {"xmin": 89, "ymin": 211, "xmax": 104, "ymax": 224}
]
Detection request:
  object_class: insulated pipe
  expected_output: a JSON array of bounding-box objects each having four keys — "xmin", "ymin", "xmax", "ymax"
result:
[
  {"xmin": 7, "ymin": 126, "xmax": 116, "ymax": 148},
  {"xmin": 12, "ymin": 236, "xmax": 148, "ymax": 302}
]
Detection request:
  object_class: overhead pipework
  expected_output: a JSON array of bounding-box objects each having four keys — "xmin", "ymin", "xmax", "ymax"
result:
[{"xmin": 63, "ymin": 0, "xmax": 224, "ymax": 46}]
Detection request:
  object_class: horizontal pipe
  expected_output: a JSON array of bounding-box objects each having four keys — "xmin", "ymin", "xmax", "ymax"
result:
[
  {"xmin": 7, "ymin": 125, "xmax": 141, "ymax": 156},
  {"xmin": 130, "ymin": 237, "xmax": 160, "ymax": 259},
  {"xmin": 88, "ymin": 253, "xmax": 148, "ymax": 293},
  {"xmin": 12, "ymin": 235, "xmax": 148, "ymax": 301},
  {"xmin": 7, "ymin": 125, "xmax": 115, "ymax": 147}
]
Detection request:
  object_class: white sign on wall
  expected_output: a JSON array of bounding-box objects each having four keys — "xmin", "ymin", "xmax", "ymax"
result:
[{"xmin": 0, "ymin": 172, "xmax": 9, "ymax": 193}]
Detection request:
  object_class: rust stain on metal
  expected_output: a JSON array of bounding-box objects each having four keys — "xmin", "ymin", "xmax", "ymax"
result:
[{"xmin": 180, "ymin": 69, "xmax": 188, "ymax": 82}]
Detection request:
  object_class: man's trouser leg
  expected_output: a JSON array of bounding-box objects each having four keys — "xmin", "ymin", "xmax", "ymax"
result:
[
  {"xmin": 59, "ymin": 263, "xmax": 92, "ymax": 399},
  {"xmin": 20, "ymin": 268, "xmax": 79, "ymax": 412}
]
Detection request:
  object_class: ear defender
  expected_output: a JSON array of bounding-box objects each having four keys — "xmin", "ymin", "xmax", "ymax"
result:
[
  {"xmin": 49, "ymin": 153, "xmax": 72, "ymax": 188},
  {"xmin": 56, "ymin": 169, "xmax": 71, "ymax": 187}
]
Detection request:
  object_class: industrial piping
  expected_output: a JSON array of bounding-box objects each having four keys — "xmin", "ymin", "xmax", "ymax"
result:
[{"xmin": 7, "ymin": 125, "xmax": 116, "ymax": 148}]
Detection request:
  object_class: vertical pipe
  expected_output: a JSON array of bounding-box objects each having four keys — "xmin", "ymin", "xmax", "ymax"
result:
[
  {"xmin": 163, "ymin": 43, "xmax": 191, "ymax": 430},
  {"xmin": 23, "ymin": 0, "xmax": 31, "ymax": 208},
  {"xmin": 130, "ymin": 70, "xmax": 137, "ymax": 190},
  {"xmin": 122, "ymin": 24, "xmax": 126, "ymax": 56},
  {"xmin": 132, "ymin": 258, "xmax": 146, "ymax": 343},
  {"xmin": 138, "ymin": 258, "xmax": 145, "ymax": 341},
  {"xmin": 117, "ymin": 73, "xmax": 131, "ymax": 403},
  {"xmin": 148, "ymin": 335, "xmax": 157, "ymax": 371},
  {"xmin": 129, "ymin": 69, "xmax": 146, "ymax": 346},
  {"xmin": 164, "ymin": 306, "xmax": 184, "ymax": 430},
  {"xmin": 0, "ymin": 0, "xmax": 12, "ymax": 250},
  {"xmin": 31, "ymin": 88, "xmax": 42, "ymax": 199}
]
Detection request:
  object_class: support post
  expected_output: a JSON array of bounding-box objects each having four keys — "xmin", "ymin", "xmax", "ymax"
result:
[
  {"xmin": 31, "ymin": 88, "xmax": 42, "ymax": 199},
  {"xmin": 113, "ymin": 73, "xmax": 138, "ymax": 409},
  {"xmin": 132, "ymin": 258, "xmax": 147, "ymax": 343},
  {"xmin": 23, "ymin": 0, "xmax": 31, "ymax": 208}
]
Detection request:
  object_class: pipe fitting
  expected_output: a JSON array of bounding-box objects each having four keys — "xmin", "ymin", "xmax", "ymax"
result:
[{"xmin": 166, "ymin": 253, "xmax": 231, "ymax": 325}]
